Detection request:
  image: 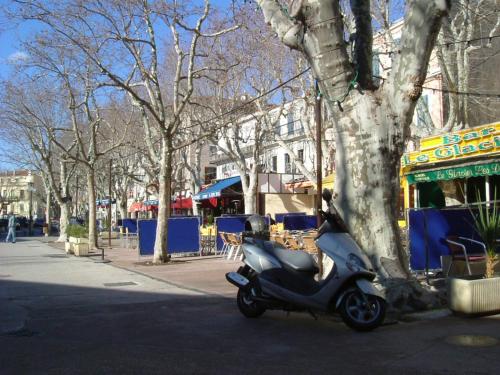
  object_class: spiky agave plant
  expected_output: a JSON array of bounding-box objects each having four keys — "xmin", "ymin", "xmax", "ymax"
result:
[{"xmin": 472, "ymin": 191, "xmax": 500, "ymax": 278}]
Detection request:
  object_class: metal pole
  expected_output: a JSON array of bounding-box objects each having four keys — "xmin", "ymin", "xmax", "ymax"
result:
[
  {"xmin": 315, "ymin": 90, "xmax": 323, "ymax": 275},
  {"xmin": 108, "ymin": 159, "xmax": 112, "ymax": 250},
  {"xmin": 29, "ymin": 183, "xmax": 33, "ymax": 236}
]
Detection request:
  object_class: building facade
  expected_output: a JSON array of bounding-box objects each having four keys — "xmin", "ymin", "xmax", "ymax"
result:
[{"xmin": 0, "ymin": 170, "xmax": 44, "ymax": 219}]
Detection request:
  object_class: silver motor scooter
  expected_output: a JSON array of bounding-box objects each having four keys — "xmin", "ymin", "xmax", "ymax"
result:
[{"xmin": 225, "ymin": 189, "xmax": 386, "ymax": 331}]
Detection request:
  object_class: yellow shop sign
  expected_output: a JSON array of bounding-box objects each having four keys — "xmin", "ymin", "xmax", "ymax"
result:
[{"xmin": 402, "ymin": 122, "xmax": 500, "ymax": 168}]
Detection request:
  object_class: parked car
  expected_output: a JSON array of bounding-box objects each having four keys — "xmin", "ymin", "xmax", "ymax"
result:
[{"xmin": 69, "ymin": 217, "xmax": 85, "ymax": 225}]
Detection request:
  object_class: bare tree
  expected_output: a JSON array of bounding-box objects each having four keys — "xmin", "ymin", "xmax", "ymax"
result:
[
  {"xmin": 0, "ymin": 79, "xmax": 78, "ymax": 242},
  {"xmin": 14, "ymin": 0, "xmax": 238, "ymax": 262},
  {"xmin": 257, "ymin": 0, "xmax": 451, "ymax": 300},
  {"xmin": 436, "ymin": 0, "xmax": 500, "ymax": 129}
]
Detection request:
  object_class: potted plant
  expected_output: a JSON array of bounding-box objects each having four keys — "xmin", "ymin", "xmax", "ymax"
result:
[
  {"xmin": 448, "ymin": 192, "xmax": 500, "ymax": 315},
  {"xmin": 66, "ymin": 224, "xmax": 89, "ymax": 256}
]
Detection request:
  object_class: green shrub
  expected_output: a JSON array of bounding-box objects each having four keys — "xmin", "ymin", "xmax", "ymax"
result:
[
  {"xmin": 66, "ymin": 224, "xmax": 88, "ymax": 238},
  {"xmin": 207, "ymin": 214, "xmax": 214, "ymax": 225}
]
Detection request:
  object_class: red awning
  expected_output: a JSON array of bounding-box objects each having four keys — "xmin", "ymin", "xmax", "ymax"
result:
[
  {"xmin": 128, "ymin": 201, "xmax": 144, "ymax": 212},
  {"xmin": 171, "ymin": 197, "xmax": 192, "ymax": 209}
]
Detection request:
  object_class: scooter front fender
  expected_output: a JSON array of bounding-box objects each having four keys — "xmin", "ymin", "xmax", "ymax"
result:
[
  {"xmin": 335, "ymin": 278, "xmax": 384, "ymax": 310},
  {"xmin": 355, "ymin": 278, "xmax": 384, "ymax": 299}
]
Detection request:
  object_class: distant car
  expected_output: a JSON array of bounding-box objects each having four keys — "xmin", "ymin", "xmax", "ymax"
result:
[
  {"xmin": 34, "ymin": 218, "xmax": 45, "ymax": 227},
  {"xmin": 69, "ymin": 217, "xmax": 85, "ymax": 225}
]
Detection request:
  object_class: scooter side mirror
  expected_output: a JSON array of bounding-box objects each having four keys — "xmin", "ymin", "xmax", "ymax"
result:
[{"xmin": 322, "ymin": 188, "xmax": 332, "ymax": 203}]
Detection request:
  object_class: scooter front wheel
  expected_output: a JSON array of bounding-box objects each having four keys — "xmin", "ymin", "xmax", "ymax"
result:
[
  {"xmin": 237, "ymin": 286, "xmax": 266, "ymax": 318},
  {"xmin": 339, "ymin": 289, "xmax": 386, "ymax": 331}
]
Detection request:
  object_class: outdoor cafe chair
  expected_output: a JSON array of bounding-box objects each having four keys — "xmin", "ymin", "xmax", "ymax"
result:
[
  {"xmin": 444, "ymin": 235, "xmax": 487, "ymax": 277},
  {"xmin": 271, "ymin": 234, "xmax": 289, "ymax": 249},
  {"xmin": 225, "ymin": 232, "xmax": 242, "ymax": 260},
  {"xmin": 218, "ymin": 232, "xmax": 230, "ymax": 257},
  {"xmin": 285, "ymin": 236, "xmax": 301, "ymax": 251},
  {"xmin": 302, "ymin": 235, "xmax": 319, "ymax": 255}
]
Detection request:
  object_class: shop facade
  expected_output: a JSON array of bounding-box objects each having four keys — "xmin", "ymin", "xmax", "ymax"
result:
[{"xmin": 400, "ymin": 122, "xmax": 500, "ymax": 217}]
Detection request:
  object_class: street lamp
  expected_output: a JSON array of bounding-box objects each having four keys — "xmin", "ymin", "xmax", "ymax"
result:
[{"xmin": 26, "ymin": 174, "xmax": 36, "ymax": 236}]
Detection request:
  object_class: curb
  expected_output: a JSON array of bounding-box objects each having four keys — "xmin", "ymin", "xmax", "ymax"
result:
[
  {"xmin": 399, "ymin": 308, "xmax": 451, "ymax": 322},
  {"xmin": 107, "ymin": 262, "xmax": 234, "ymax": 301}
]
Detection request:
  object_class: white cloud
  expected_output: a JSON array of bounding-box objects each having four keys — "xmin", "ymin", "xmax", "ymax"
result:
[{"xmin": 7, "ymin": 51, "xmax": 29, "ymax": 64}]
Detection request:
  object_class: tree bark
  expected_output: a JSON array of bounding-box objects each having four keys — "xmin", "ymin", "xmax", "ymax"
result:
[
  {"xmin": 153, "ymin": 141, "xmax": 172, "ymax": 263},
  {"xmin": 58, "ymin": 203, "xmax": 70, "ymax": 242},
  {"xmin": 257, "ymin": 0, "xmax": 451, "ymax": 286},
  {"xmin": 86, "ymin": 170, "xmax": 98, "ymax": 249},
  {"xmin": 118, "ymin": 194, "xmax": 128, "ymax": 221},
  {"xmin": 45, "ymin": 189, "xmax": 51, "ymax": 237}
]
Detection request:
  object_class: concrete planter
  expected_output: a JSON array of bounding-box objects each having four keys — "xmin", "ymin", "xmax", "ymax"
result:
[
  {"xmin": 73, "ymin": 243, "xmax": 89, "ymax": 256},
  {"xmin": 447, "ymin": 276, "xmax": 500, "ymax": 315},
  {"xmin": 65, "ymin": 241, "xmax": 73, "ymax": 254},
  {"xmin": 69, "ymin": 237, "xmax": 89, "ymax": 256}
]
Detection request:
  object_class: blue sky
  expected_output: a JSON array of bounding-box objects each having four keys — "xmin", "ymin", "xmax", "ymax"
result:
[
  {"xmin": 0, "ymin": 0, "xmax": 234, "ymax": 79},
  {"xmin": 0, "ymin": 0, "xmax": 235, "ymax": 170}
]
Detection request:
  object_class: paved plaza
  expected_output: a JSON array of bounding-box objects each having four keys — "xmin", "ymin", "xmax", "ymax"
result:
[{"xmin": 1, "ymin": 238, "xmax": 499, "ymax": 375}]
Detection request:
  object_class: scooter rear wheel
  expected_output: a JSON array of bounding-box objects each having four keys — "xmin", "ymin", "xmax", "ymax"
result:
[
  {"xmin": 339, "ymin": 289, "xmax": 386, "ymax": 331},
  {"xmin": 237, "ymin": 286, "xmax": 266, "ymax": 318}
]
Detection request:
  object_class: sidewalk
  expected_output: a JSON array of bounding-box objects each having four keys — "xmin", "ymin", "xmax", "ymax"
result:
[{"xmin": 47, "ymin": 237, "xmax": 240, "ymax": 298}]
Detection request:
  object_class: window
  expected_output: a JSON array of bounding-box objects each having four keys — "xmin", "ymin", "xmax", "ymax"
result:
[
  {"xmin": 209, "ymin": 145, "xmax": 217, "ymax": 157},
  {"xmin": 416, "ymin": 95, "xmax": 429, "ymax": 127},
  {"xmin": 284, "ymin": 153, "xmax": 292, "ymax": 173},
  {"xmin": 296, "ymin": 120, "xmax": 304, "ymax": 135},
  {"xmin": 204, "ymin": 167, "xmax": 216, "ymax": 184},
  {"xmin": 297, "ymin": 149, "xmax": 304, "ymax": 163},
  {"xmin": 20, "ymin": 190, "xmax": 25, "ymax": 199},
  {"xmin": 373, "ymin": 54, "xmax": 381, "ymax": 85},
  {"xmin": 287, "ymin": 113, "xmax": 294, "ymax": 136},
  {"xmin": 272, "ymin": 156, "xmax": 278, "ymax": 172},
  {"xmin": 19, "ymin": 203, "xmax": 24, "ymax": 212},
  {"xmin": 274, "ymin": 123, "xmax": 281, "ymax": 136}
]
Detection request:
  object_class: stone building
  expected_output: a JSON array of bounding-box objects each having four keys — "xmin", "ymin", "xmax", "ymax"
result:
[{"xmin": 0, "ymin": 170, "xmax": 45, "ymax": 219}]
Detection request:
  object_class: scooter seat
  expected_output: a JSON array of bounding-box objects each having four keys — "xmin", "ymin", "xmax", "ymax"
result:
[{"xmin": 263, "ymin": 241, "xmax": 318, "ymax": 273}]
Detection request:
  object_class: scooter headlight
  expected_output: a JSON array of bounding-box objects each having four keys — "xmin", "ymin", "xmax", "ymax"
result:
[{"xmin": 346, "ymin": 253, "xmax": 366, "ymax": 272}]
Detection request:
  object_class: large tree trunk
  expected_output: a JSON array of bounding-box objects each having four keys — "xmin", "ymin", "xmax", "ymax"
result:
[
  {"xmin": 118, "ymin": 193, "xmax": 128, "ymax": 220},
  {"xmin": 45, "ymin": 189, "xmax": 51, "ymax": 237},
  {"xmin": 241, "ymin": 169, "xmax": 258, "ymax": 214},
  {"xmin": 86, "ymin": 170, "xmax": 98, "ymax": 249},
  {"xmin": 153, "ymin": 142, "xmax": 172, "ymax": 263},
  {"xmin": 333, "ymin": 95, "xmax": 409, "ymax": 278},
  {"xmin": 257, "ymin": 0, "xmax": 450, "ymax": 304},
  {"xmin": 58, "ymin": 203, "xmax": 70, "ymax": 242}
]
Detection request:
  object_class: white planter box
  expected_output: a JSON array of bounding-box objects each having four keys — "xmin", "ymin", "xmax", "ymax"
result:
[
  {"xmin": 65, "ymin": 241, "xmax": 73, "ymax": 254},
  {"xmin": 73, "ymin": 243, "xmax": 89, "ymax": 256},
  {"xmin": 69, "ymin": 236, "xmax": 88, "ymax": 244},
  {"xmin": 448, "ymin": 276, "xmax": 500, "ymax": 315}
]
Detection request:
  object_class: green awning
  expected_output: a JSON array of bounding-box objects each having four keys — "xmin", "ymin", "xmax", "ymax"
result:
[{"xmin": 407, "ymin": 161, "xmax": 500, "ymax": 184}]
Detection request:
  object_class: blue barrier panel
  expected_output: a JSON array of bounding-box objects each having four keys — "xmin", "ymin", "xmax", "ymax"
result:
[
  {"xmin": 283, "ymin": 215, "xmax": 317, "ymax": 230},
  {"xmin": 169, "ymin": 217, "xmax": 201, "ymax": 254},
  {"xmin": 275, "ymin": 212, "xmax": 306, "ymax": 223},
  {"xmin": 122, "ymin": 218, "xmax": 138, "ymax": 234},
  {"xmin": 409, "ymin": 208, "xmax": 480, "ymax": 271},
  {"xmin": 138, "ymin": 219, "xmax": 156, "ymax": 256},
  {"xmin": 138, "ymin": 217, "xmax": 201, "ymax": 256}
]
